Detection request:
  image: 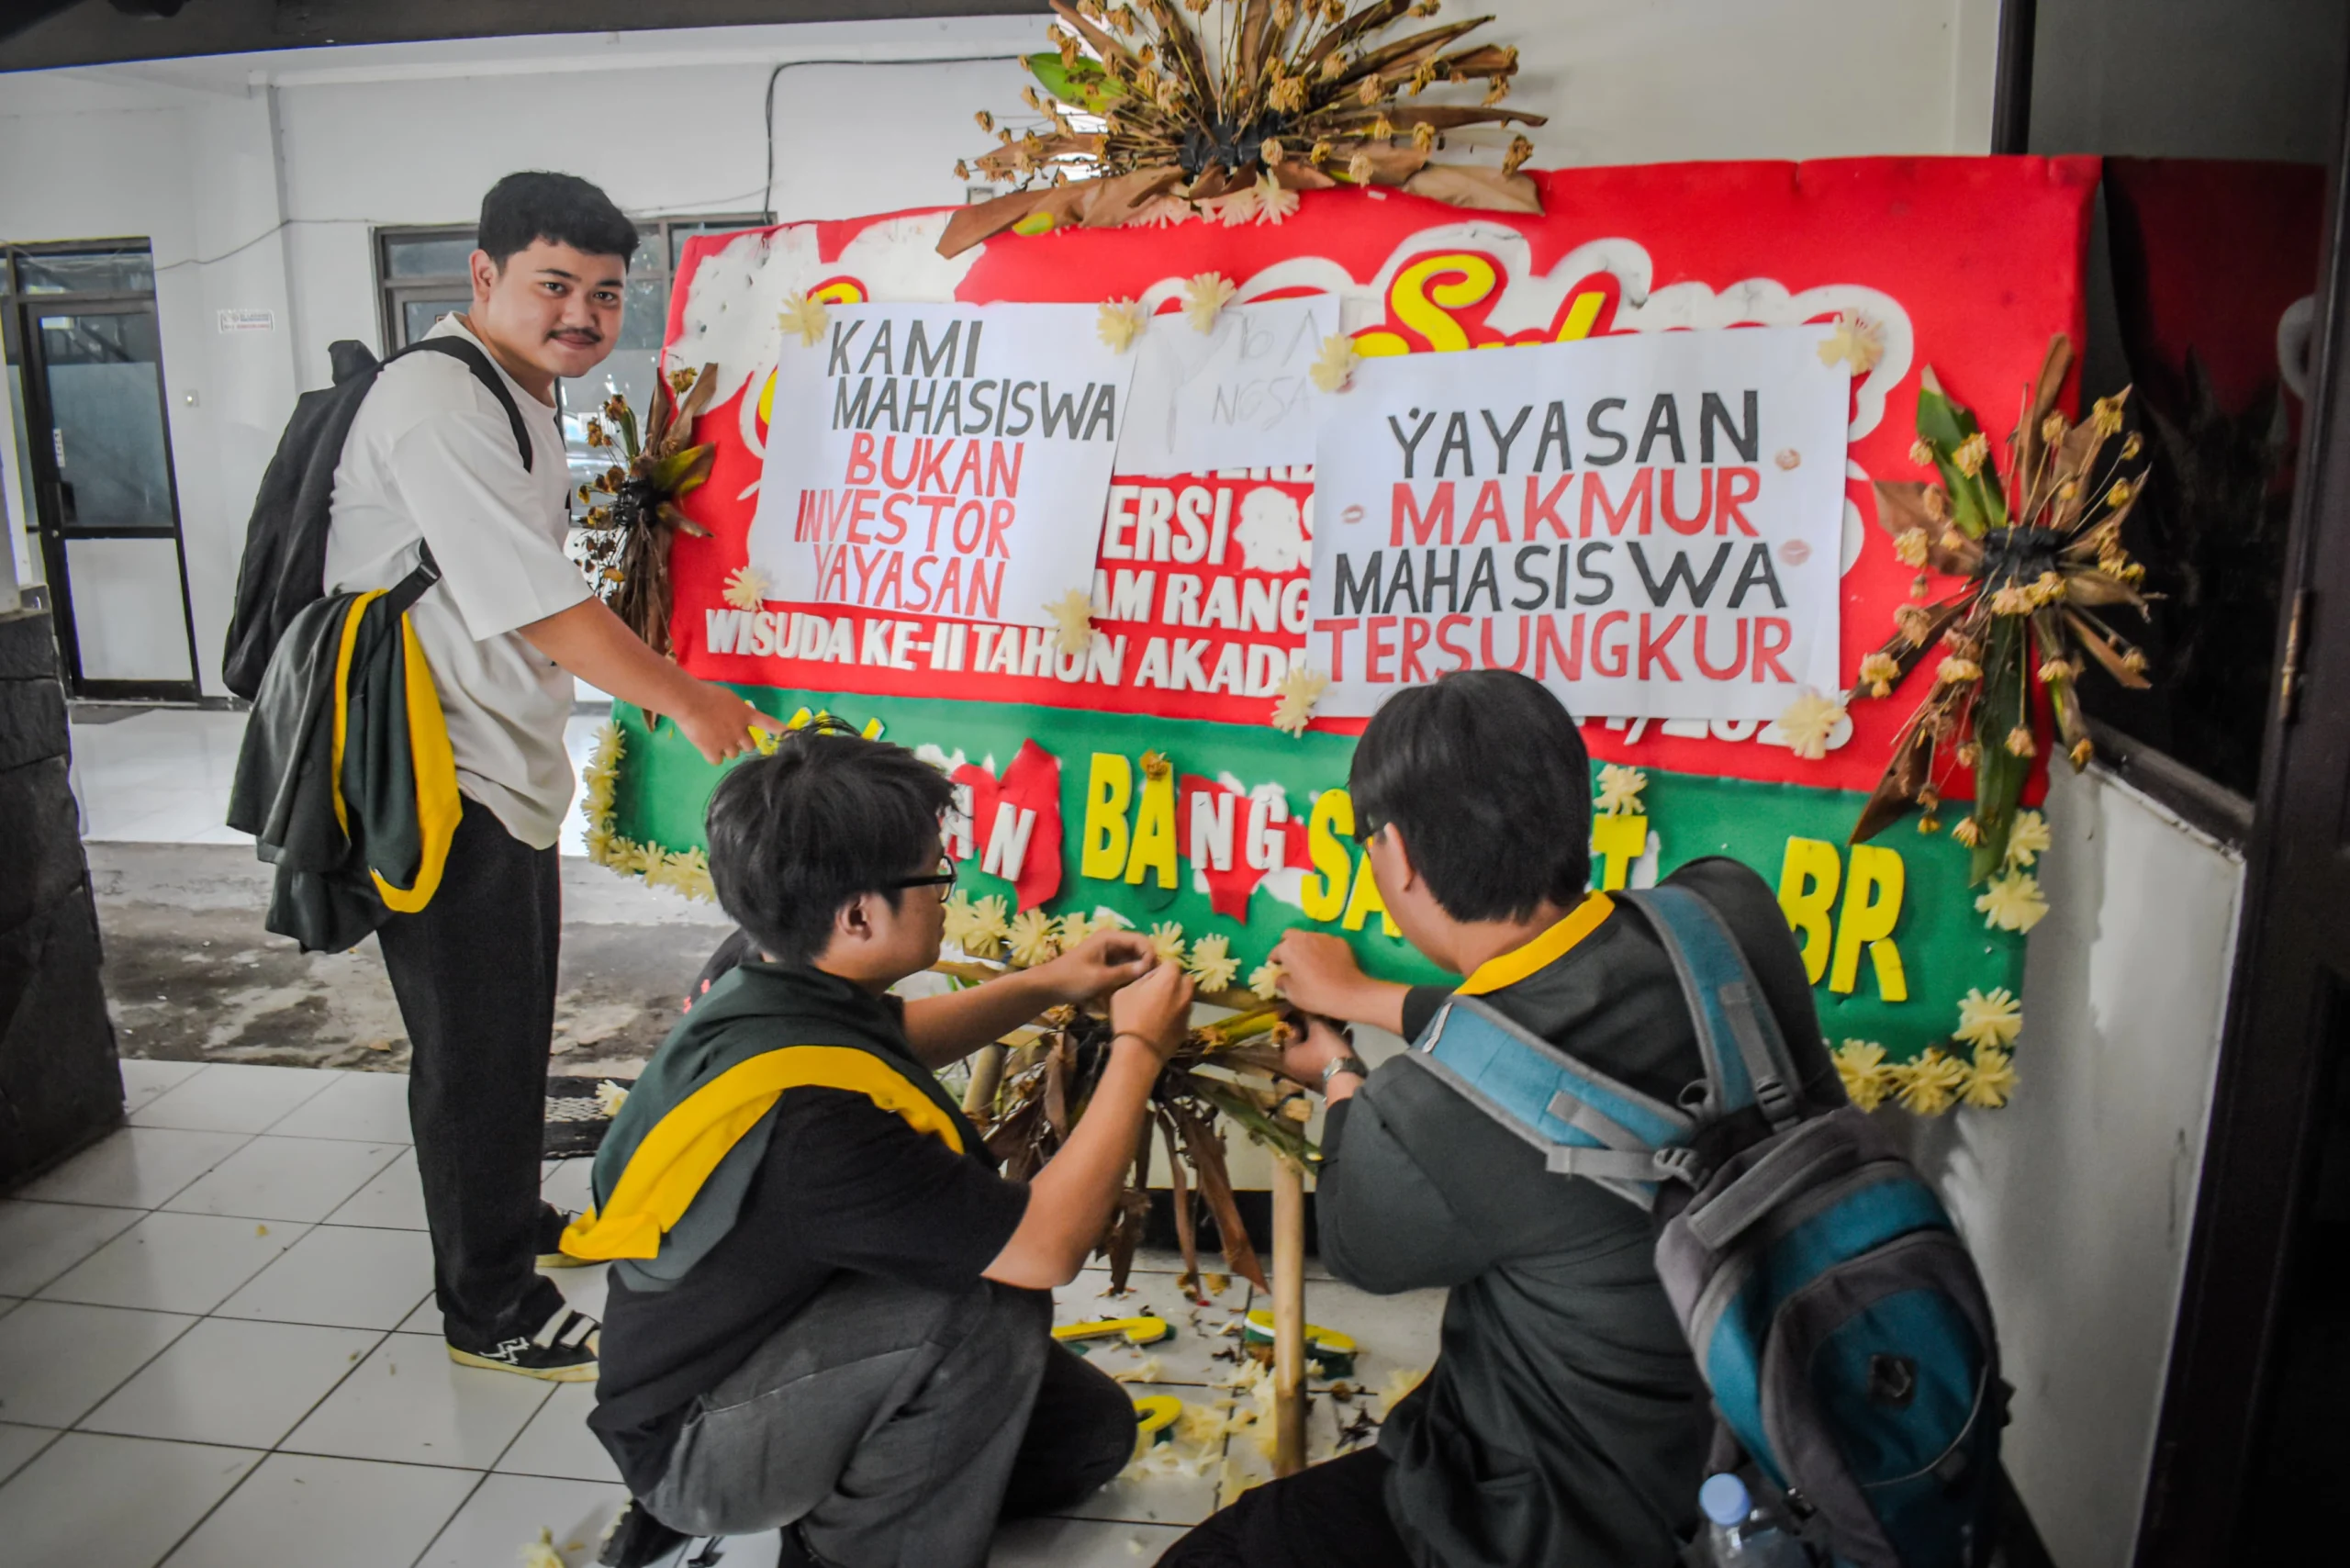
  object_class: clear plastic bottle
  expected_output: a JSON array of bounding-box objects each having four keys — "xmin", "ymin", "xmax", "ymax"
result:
[{"xmin": 1698, "ymin": 1473, "xmax": 1809, "ymax": 1566}]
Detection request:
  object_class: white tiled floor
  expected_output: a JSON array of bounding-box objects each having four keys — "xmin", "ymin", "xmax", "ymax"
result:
[
  {"xmin": 71, "ymin": 707, "xmax": 613, "ymax": 857},
  {"xmin": 0, "ymin": 1058, "xmax": 1448, "ymax": 1568}
]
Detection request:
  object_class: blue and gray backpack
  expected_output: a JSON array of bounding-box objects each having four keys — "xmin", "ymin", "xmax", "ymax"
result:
[{"xmin": 1404, "ymin": 884, "xmax": 2002, "ymax": 1568}]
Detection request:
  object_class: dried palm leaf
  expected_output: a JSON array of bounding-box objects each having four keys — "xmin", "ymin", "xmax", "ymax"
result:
[
  {"xmin": 942, "ymin": 0, "xmax": 1544, "ymax": 255},
  {"xmin": 1847, "ymin": 334, "xmax": 2159, "ymax": 878}
]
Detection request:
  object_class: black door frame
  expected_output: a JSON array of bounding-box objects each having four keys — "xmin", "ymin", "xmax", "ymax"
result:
[
  {"xmin": 2134, "ymin": 37, "xmax": 2350, "ymax": 1564},
  {"xmin": 4, "ymin": 240, "xmax": 203, "ymax": 702}
]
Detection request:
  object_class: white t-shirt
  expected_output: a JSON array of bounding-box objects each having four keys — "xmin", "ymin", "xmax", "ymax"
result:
[{"xmin": 324, "ymin": 316, "xmax": 591, "ymax": 850}]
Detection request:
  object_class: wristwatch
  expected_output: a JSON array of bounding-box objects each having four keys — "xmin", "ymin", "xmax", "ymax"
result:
[{"xmin": 1321, "ymin": 1054, "xmax": 1371, "ymax": 1089}]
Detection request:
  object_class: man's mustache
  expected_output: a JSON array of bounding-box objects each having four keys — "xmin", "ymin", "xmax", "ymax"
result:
[{"xmin": 549, "ymin": 327, "xmax": 603, "ymax": 344}]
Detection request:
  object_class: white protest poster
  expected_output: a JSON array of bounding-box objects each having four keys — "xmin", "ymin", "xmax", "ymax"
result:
[
  {"xmin": 747, "ymin": 302, "xmax": 1132, "ymax": 629},
  {"xmin": 1306, "ymin": 325, "xmax": 1850, "ymax": 722},
  {"xmin": 1117, "ymin": 295, "xmax": 1338, "ymax": 476}
]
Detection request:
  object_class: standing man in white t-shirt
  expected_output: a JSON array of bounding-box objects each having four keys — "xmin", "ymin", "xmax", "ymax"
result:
[{"xmin": 327, "ymin": 172, "xmax": 775, "ymax": 1380}]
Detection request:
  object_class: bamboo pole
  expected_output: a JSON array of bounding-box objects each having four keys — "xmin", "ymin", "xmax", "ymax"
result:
[
  {"xmin": 1271, "ymin": 1153, "xmax": 1307, "ymax": 1477},
  {"xmin": 962, "ymin": 1043, "xmax": 1007, "ymax": 1119}
]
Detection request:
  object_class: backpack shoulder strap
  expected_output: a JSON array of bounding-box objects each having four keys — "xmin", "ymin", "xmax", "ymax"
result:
[
  {"xmin": 1403, "ymin": 995, "xmax": 1696, "ymax": 1205},
  {"xmin": 1620, "ymin": 885, "xmax": 1806, "ymax": 1129},
  {"xmin": 389, "ymin": 335, "xmax": 537, "ymax": 472}
]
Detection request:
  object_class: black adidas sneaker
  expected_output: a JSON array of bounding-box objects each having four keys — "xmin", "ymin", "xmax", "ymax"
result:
[{"xmin": 447, "ymin": 1295, "xmax": 599, "ymax": 1382}]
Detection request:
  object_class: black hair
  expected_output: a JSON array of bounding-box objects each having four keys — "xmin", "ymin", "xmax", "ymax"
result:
[
  {"xmin": 476, "ymin": 172, "xmax": 639, "ymax": 267},
  {"xmin": 705, "ymin": 725, "xmax": 955, "ymax": 967},
  {"xmin": 1348, "ymin": 669, "xmax": 1592, "ymax": 923}
]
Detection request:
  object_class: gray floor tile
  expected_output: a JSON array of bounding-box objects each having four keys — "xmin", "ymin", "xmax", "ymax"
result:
[
  {"xmin": 17, "ymin": 1126, "xmax": 253, "ymax": 1211},
  {"xmin": 160, "ymin": 1450, "xmax": 476, "ymax": 1568},
  {"xmin": 215, "ymin": 1222, "xmax": 435, "ymax": 1330},
  {"xmin": 0, "ymin": 1431, "xmax": 258, "ymax": 1568},
  {"xmin": 413, "ymin": 1472, "xmax": 628, "ymax": 1568},
  {"xmin": 0, "ymin": 1298, "xmax": 196, "ymax": 1427},
  {"xmin": 281, "ymin": 1331, "xmax": 554, "ymax": 1468},
  {"xmin": 162, "ymin": 1135, "xmax": 405, "ymax": 1223},
  {"xmin": 80, "ymin": 1316, "xmax": 380, "ymax": 1449},
  {"xmin": 0, "ymin": 1200, "xmax": 143, "ymax": 1295},
  {"xmin": 131, "ymin": 1063, "xmax": 341, "ymax": 1135},
  {"xmin": 39, "ymin": 1210, "xmax": 306, "ymax": 1315}
]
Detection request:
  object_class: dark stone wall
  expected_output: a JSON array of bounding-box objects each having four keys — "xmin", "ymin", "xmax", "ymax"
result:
[{"xmin": 0, "ymin": 610, "xmax": 120, "ymax": 1184}]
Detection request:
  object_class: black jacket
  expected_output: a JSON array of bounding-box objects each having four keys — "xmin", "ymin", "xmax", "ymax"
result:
[
  {"xmin": 225, "ymin": 573, "xmax": 462, "ymax": 953},
  {"xmin": 1321, "ymin": 857, "xmax": 1841, "ymax": 1568}
]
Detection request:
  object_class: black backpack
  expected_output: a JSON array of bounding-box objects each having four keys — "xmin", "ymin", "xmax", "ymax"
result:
[{"xmin": 220, "ymin": 334, "xmax": 536, "ymax": 700}]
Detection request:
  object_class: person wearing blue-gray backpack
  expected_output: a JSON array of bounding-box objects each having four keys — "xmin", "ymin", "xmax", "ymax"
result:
[{"xmin": 1157, "ymin": 669, "xmax": 2002, "ymax": 1568}]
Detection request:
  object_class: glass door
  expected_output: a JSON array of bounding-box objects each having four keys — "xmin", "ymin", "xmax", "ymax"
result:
[{"xmin": 5, "ymin": 243, "xmax": 198, "ymax": 699}]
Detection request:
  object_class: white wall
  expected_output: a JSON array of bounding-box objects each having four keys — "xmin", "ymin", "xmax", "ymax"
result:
[
  {"xmin": 1903, "ymin": 764, "xmax": 2244, "ymax": 1568},
  {"xmin": 0, "ymin": 2, "xmax": 2000, "ymax": 693}
]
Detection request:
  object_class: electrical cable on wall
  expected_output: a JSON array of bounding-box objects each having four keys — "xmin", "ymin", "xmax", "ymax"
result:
[{"xmin": 145, "ymin": 52, "xmax": 1015, "ymax": 274}]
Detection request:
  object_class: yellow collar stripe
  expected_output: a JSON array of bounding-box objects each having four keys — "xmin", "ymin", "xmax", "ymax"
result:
[
  {"xmin": 1455, "ymin": 893, "xmax": 1616, "ymax": 997},
  {"xmin": 559, "ymin": 1047, "xmax": 967, "ymax": 1262}
]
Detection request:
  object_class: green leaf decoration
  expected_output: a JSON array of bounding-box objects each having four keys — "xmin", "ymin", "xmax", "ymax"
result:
[
  {"xmin": 1916, "ymin": 378, "xmax": 2008, "ymax": 537},
  {"xmin": 1967, "ymin": 616, "xmax": 2028, "ymax": 882},
  {"xmin": 1025, "ymin": 50, "xmax": 1121, "ymax": 113}
]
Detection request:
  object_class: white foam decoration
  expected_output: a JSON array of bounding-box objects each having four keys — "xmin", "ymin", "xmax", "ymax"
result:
[
  {"xmin": 669, "ymin": 214, "xmax": 979, "ymax": 459},
  {"xmin": 1233, "ymin": 486, "xmax": 1310, "ymax": 574},
  {"xmin": 1111, "ymin": 225, "xmax": 1909, "ymax": 441},
  {"xmin": 1841, "ymin": 457, "xmax": 1873, "ymax": 576},
  {"xmin": 1617, "ymin": 279, "xmax": 1911, "ymax": 442}
]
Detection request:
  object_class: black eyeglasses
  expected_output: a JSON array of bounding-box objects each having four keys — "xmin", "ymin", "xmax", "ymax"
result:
[
  {"xmin": 1352, "ymin": 813, "xmax": 1386, "ymax": 846},
  {"xmin": 889, "ymin": 857, "xmax": 959, "ymax": 892}
]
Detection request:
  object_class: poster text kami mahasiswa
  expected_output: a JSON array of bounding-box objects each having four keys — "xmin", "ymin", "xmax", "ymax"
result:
[
  {"xmin": 1309, "ymin": 326, "xmax": 1851, "ymax": 721},
  {"xmin": 746, "ymin": 302, "xmax": 1134, "ymax": 631}
]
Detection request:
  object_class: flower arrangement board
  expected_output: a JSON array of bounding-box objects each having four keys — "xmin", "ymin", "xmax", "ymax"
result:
[{"xmin": 599, "ymin": 156, "xmax": 2098, "ymax": 1103}]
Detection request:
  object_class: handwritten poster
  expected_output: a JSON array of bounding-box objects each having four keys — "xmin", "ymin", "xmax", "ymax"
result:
[
  {"xmin": 747, "ymin": 302, "xmax": 1134, "ymax": 630},
  {"xmin": 1118, "ymin": 296, "xmax": 1339, "ymax": 475},
  {"xmin": 1307, "ymin": 325, "xmax": 1851, "ymax": 722}
]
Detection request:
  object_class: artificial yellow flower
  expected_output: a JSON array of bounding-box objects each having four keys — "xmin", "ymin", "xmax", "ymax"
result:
[
  {"xmin": 1186, "ymin": 932, "xmax": 1241, "ymax": 992},
  {"xmin": 1096, "ymin": 297, "xmax": 1147, "ymax": 353},
  {"xmin": 1271, "ymin": 666, "xmax": 1329, "ymax": 736},
  {"xmin": 1896, "ymin": 1048, "xmax": 1970, "ymax": 1115},
  {"xmin": 2004, "ymin": 810, "xmax": 2051, "ymax": 868},
  {"xmin": 1989, "ymin": 585, "xmax": 2033, "ymax": 617},
  {"xmin": 2005, "ymin": 725, "xmax": 2037, "ymax": 758},
  {"xmin": 1908, "ymin": 438, "xmax": 1934, "ymax": 466},
  {"xmin": 946, "ymin": 891, "xmax": 1011, "ymax": 959},
  {"xmin": 1183, "ymin": 272, "xmax": 1237, "ymax": 332},
  {"xmin": 1951, "ymin": 431, "xmax": 1990, "ymax": 478},
  {"xmin": 1975, "ymin": 870, "xmax": 2048, "ymax": 934},
  {"xmin": 1007, "ymin": 908, "xmax": 1063, "ymax": 969},
  {"xmin": 1309, "ymin": 332, "xmax": 1359, "ymax": 394},
  {"xmin": 1953, "ymin": 986, "xmax": 2023, "ymax": 1051},
  {"xmin": 1857, "ymin": 652, "xmax": 1902, "ymax": 699},
  {"xmin": 1951, "ymin": 817, "xmax": 1982, "ymax": 847},
  {"xmin": 1775, "ymin": 691, "xmax": 1846, "ymax": 761},
  {"xmin": 1045, "ymin": 588, "xmax": 1096, "ymax": 656},
  {"xmin": 1249, "ymin": 961, "xmax": 1285, "ymax": 1001},
  {"xmin": 1937, "ymin": 656, "xmax": 1982, "ymax": 685},
  {"xmin": 1248, "ymin": 172, "xmax": 1300, "ymax": 225},
  {"xmin": 722, "ymin": 566, "xmax": 770, "ymax": 611},
  {"xmin": 1595, "ymin": 763, "xmax": 1649, "ymax": 816},
  {"xmin": 1963, "ymin": 1047, "xmax": 2018, "ymax": 1109},
  {"xmin": 1834, "ymin": 1040, "xmax": 1896, "ymax": 1113},
  {"xmin": 778, "ymin": 291, "xmax": 831, "ymax": 348},
  {"xmin": 1148, "ymin": 921, "xmax": 1188, "ymax": 966},
  {"xmin": 1894, "ymin": 529, "xmax": 1930, "ymax": 568}
]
